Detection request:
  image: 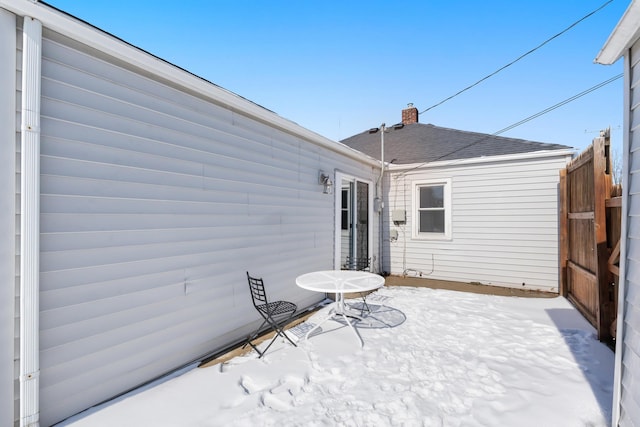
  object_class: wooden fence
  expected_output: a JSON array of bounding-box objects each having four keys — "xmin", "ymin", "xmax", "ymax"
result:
[{"xmin": 559, "ymin": 130, "xmax": 621, "ymax": 343}]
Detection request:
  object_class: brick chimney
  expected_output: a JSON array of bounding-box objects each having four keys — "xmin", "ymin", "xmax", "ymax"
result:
[{"xmin": 402, "ymin": 103, "xmax": 419, "ymax": 125}]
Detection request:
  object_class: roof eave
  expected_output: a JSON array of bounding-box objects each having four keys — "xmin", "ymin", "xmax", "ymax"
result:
[
  {"xmin": 1, "ymin": 0, "xmax": 381, "ymax": 168},
  {"xmin": 595, "ymin": 0, "xmax": 640, "ymax": 65},
  {"xmin": 387, "ymin": 149, "xmax": 575, "ymax": 171}
]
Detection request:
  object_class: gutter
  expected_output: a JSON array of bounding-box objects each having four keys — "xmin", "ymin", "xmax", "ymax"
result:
[
  {"xmin": 387, "ymin": 149, "xmax": 575, "ymax": 173},
  {"xmin": 595, "ymin": 0, "xmax": 640, "ymax": 65},
  {"xmin": 19, "ymin": 15, "xmax": 42, "ymax": 427}
]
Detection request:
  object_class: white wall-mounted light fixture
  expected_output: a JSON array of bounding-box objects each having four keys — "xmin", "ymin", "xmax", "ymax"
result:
[{"xmin": 318, "ymin": 170, "xmax": 333, "ymax": 194}]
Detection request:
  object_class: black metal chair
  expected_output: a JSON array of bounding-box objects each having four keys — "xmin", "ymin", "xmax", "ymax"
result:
[
  {"xmin": 243, "ymin": 272, "xmax": 297, "ymax": 358},
  {"xmin": 344, "ymin": 256, "xmax": 371, "ymax": 272},
  {"xmin": 343, "ymin": 256, "xmax": 372, "ymax": 314}
]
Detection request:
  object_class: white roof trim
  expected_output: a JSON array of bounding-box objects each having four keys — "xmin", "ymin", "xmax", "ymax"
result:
[
  {"xmin": 387, "ymin": 149, "xmax": 574, "ymax": 171},
  {"xmin": 595, "ymin": 0, "xmax": 640, "ymax": 65},
  {"xmin": 0, "ymin": 0, "xmax": 380, "ymax": 168}
]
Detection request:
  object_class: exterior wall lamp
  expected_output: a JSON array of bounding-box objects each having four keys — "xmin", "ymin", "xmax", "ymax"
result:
[{"xmin": 319, "ymin": 170, "xmax": 333, "ymax": 194}]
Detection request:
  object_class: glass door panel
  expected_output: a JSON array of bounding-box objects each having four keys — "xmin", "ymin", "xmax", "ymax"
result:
[
  {"xmin": 336, "ymin": 174, "xmax": 369, "ymax": 270},
  {"xmin": 340, "ymin": 180, "xmax": 353, "ymax": 268},
  {"xmin": 356, "ymin": 181, "xmax": 369, "ymax": 263}
]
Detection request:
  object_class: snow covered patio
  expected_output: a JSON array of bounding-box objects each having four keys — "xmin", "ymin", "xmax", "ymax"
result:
[{"xmin": 59, "ymin": 286, "xmax": 614, "ymax": 426}]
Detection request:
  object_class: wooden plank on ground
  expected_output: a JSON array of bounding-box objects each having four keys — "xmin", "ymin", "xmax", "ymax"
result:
[{"xmin": 198, "ymin": 309, "xmax": 320, "ymax": 368}]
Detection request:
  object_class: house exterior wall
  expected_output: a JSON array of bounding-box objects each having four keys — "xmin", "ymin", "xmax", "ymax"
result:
[
  {"xmin": 36, "ymin": 32, "xmax": 378, "ymax": 426},
  {"xmin": 616, "ymin": 39, "xmax": 640, "ymax": 427},
  {"xmin": 384, "ymin": 153, "xmax": 571, "ymax": 292},
  {"xmin": 2, "ymin": 5, "xmax": 380, "ymax": 426}
]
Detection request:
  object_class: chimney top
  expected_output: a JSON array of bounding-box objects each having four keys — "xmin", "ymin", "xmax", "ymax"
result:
[{"xmin": 402, "ymin": 103, "xmax": 418, "ymax": 125}]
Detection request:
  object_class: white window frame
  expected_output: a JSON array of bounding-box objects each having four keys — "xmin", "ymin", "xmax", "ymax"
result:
[{"xmin": 412, "ymin": 178, "xmax": 452, "ymax": 240}]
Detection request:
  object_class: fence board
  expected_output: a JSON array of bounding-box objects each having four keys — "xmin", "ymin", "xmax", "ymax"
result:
[
  {"xmin": 559, "ymin": 130, "xmax": 619, "ymax": 342},
  {"xmin": 593, "ymin": 137, "xmax": 613, "ymax": 341},
  {"xmin": 559, "ymin": 169, "xmax": 568, "ymax": 297}
]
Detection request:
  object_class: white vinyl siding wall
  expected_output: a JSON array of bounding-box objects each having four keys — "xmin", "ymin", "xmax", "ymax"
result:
[
  {"xmin": 618, "ymin": 40, "xmax": 640, "ymax": 427},
  {"xmin": 31, "ymin": 30, "xmax": 378, "ymax": 426},
  {"xmin": 385, "ymin": 154, "xmax": 569, "ymax": 292}
]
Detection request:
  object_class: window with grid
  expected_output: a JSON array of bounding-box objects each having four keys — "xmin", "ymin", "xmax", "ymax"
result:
[{"xmin": 413, "ymin": 179, "xmax": 451, "ymax": 239}]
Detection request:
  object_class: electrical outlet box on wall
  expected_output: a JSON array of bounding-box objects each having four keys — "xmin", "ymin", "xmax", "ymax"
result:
[{"xmin": 392, "ymin": 209, "xmax": 406, "ymax": 222}]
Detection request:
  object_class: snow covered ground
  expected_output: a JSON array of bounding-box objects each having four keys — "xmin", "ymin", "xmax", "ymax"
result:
[{"xmin": 60, "ymin": 286, "xmax": 615, "ymax": 426}]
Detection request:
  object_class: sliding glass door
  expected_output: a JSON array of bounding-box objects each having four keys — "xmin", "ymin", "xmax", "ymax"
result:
[{"xmin": 335, "ymin": 172, "xmax": 372, "ymax": 270}]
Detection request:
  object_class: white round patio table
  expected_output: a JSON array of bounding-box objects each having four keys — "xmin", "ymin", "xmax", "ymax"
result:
[{"xmin": 295, "ymin": 270, "xmax": 385, "ymax": 347}]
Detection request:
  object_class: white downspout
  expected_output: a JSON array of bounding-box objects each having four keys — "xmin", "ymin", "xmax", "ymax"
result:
[
  {"xmin": 378, "ymin": 125, "xmax": 385, "ymax": 274},
  {"xmin": 611, "ymin": 50, "xmax": 631, "ymax": 427},
  {"xmin": 20, "ymin": 15, "xmax": 42, "ymax": 427},
  {"xmin": 373, "ymin": 124, "xmax": 387, "ymax": 274},
  {"xmin": 0, "ymin": 8, "xmax": 17, "ymax": 427}
]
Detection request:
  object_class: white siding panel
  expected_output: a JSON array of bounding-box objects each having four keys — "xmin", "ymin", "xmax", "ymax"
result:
[
  {"xmin": 619, "ymin": 41, "xmax": 640, "ymax": 427},
  {"xmin": 620, "ymin": 311, "xmax": 640, "ymax": 424},
  {"xmin": 633, "ymin": 102, "xmax": 640, "ymax": 132},
  {"xmin": 37, "ymin": 33, "xmax": 378, "ymax": 426},
  {"xmin": 629, "ymin": 143, "xmax": 640, "ymax": 178},
  {"xmin": 631, "ymin": 122, "xmax": 640, "ymax": 153},
  {"xmin": 631, "ymin": 40, "xmax": 640, "ymax": 83},
  {"xmin": 385, "ymin": 155, "xmax": 568, "ymax": 291}
]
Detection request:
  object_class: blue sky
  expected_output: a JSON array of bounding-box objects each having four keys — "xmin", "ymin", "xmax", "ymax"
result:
[{"xmin": 45, "ymin": 0, "xmax": 629, "ymax": 153}]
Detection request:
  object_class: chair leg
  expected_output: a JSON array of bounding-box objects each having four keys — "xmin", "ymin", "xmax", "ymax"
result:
[
  {"xmin": 274, "ymin": 321, "xmax": 298, "ymax": 347},
  {"xmin": 264, "ymin": 316, "xmax": 297, "ymax": 345},
  {"xmin": 246, "ymin": 339, "xmax": 265, "ymax": 358},
  {"xmin": 242, "ymin": 318, "xmax": 269, "ymax": 350},
  {"xmin": 254, "ymin": 319, "xmax": 297, "ymax": 358},
  {"xmin": 359, "ymin": 293, "xmax": 370, "ymax": 316},
  {"xmin": 244, "ymin": 315, "xmax": 297, "ymax": 358}
]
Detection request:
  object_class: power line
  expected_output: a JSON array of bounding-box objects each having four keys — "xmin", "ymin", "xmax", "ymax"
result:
[
  {"xmin": 492, "ymin": 73, "xmax": 622, "ymax": 136},
  {"xmin": 397, "ymin": 73, "xmax": 623, "ymax": 176},
  {"xmin": 419, "ymin": 0, "xmax": 614, "ymax": 115}
]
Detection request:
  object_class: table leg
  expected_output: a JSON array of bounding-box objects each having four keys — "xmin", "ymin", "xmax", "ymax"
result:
[
  {"xmin": 304, "ymin": 305, "xmax": 335, "ymax": 341},
  {"xmin": 336, "ymin": 292, "xmax": 364, "ymax": 347},
  {"xmin": 304, "ymin": 293, "xmax": 364, "ymax": 347}
]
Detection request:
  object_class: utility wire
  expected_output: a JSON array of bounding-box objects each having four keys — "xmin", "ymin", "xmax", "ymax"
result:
[
  {"xmin": 419, "ymin": 0, "xmax": 614, "ymax": 115},
  {"xmin": 492, "ymin": 73, "xmax": 622, "ymax": 136},
  {"xmin": 397, "ymin": 73, "xmax": 623, "ymax": 176}
]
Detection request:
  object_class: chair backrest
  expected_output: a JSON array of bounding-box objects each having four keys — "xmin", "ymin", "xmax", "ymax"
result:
[
  {"xmin": 344, "ymin": 256, "xmax": 371, "ymax": 271},
  {"xmin": 247, "ymin": 272, "xmax": 268, "ymax": 307}
]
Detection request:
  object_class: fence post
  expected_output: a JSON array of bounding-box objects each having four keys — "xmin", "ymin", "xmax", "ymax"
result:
[
  {"xmin": 593, "ymin": 134, "xmax": 612, "ymax": 341},
  {"xmin": 559, "ymin": 168, "xmax": 568, "ymax": 297}
]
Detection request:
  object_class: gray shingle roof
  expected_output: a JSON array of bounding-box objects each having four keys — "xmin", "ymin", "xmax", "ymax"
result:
[{"xmin": 340, "ymin": 123, "xmax": 572, "ymax": 164}]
